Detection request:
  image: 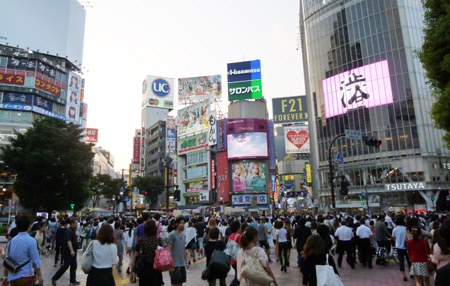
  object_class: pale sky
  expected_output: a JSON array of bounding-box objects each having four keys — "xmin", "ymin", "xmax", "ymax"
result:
[{"xmin": 82, "ymin": 0, "xmax": 305, "ymax": 172}]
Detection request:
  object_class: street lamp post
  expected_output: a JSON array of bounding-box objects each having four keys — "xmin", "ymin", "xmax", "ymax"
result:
[{"xmin": 220, "ymin": 194, "xmax": 224, "ymax": 212}]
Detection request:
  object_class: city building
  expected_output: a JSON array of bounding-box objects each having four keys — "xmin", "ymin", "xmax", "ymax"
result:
[
  {"xmin": 92, "ymin": 146, "xmax": 116, "ymax": 177},
  {"xmin": 145, "ymin": 120, "xmax": 167, "ymax": 177},
  {"xmin": 301, "ymin": 0, "xmax": 450, "ymax": 212}
]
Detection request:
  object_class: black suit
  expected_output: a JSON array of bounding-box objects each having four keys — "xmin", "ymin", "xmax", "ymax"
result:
[
  {"xmin": 293, "ymin": 225, "xmax": 312, "ymax": 273},
  {"xmin": 435, "ymin": 263, "xmax": 450, "ymax": 286}
]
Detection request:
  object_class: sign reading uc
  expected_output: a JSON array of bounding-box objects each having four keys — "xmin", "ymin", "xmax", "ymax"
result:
[{"xmin": 151, "ymin": 78, "xmax": 171, "ymax": 98}]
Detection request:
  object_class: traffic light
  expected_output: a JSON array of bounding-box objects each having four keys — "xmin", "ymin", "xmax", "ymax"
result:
[
  {"xmin": 276, "ymin": 173, "xmax": 279, "ymax": 180},
  {"xmin": 340, "ymin": 181, "xmax": 349, "ymax": 195},
  {"xmin": 363, "ymin": 136, "xmax": 382, "ymax": 147},
  {"xmin": 361, "ymin": 200, "xmax": 365, "ymax": 205},
  {"xmin": 431, "ymin": 196, "xmax": 435, "ymax": 202},
  {"xmin": 70, "ymin": 204, "xmax": 75, "ymax": 209},
  {"xmin": 174, "ymin": 189, "xmax": 181, "ymax": 201},
  {"xmin": 144, "ymin": 191, "xmax": 148, "ymax": 195}
]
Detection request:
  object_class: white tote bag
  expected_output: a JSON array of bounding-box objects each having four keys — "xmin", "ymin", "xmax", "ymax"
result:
[{"xmin": 315, "ymin": 254, "xmax": 344, "ymax": 286}]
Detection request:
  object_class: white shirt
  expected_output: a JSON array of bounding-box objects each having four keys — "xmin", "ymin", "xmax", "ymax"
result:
[
  {"xmin": 92, "ymin": 240, "xmax": 119, "ymax": 268},
  {"xmin": 334, "ymin": 226, "xmax": 354, "ymax": 241},
  {"xmin": 275, "ymin": 228, "xmax": 288, "ymax": 243},
  {"xmin": 356, "ymin": 225, "xmax": 373, "ymax": 239},
  {"xmin": 123, "ymin": 230, "xmax": 134, "ymax": 248},
  {"xmin": 385, "ymin": 216, "xmax": 395, "ymax": 229}
]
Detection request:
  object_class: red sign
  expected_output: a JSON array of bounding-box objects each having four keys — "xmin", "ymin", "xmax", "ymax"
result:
[
  {"xmin": 216, "ymin": 152, "xmax": 229, "ymax": 203},
  {"xmin": 86, "ymin": 128, "xmax": 98, "ymax": 143},
  {"xmin": 174, "ymin": 169, "xmax": 177, "ymax": 177},
  {"xmin": 211, "ymin": 160, "xmax": 216, "ymax": 189},
  {"xmin": 133, "ymin": 137, "xmax": 140, "ymax": 163},
  {"xmin": 0, "ymin": 72, "xmax": 24, "ymax": 86},
  {"xmin": 35, "ymin": 77, "xmax": 61, "ymax": 97}
]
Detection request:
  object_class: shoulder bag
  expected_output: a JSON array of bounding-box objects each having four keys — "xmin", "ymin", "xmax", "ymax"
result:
[
  {"xmin": 81, "ymin": 240, "xmax": 95, "ymax": 274},
  {"xmin": 316, "ymin": 254, "xmax": 344, "ymax": 286},
  {"xmin": 134, "ymin": 238, "xmax": 146, "ymax": 273},
  {"xmin": 424, "ymin": 239, "xmax": 437, "ymax": 272},
  {"xmin": 3, "ymin": 241, "xmax": 31, "ymax": 274},
  {"xmin": 241, "ymin": 247, "xmax": 273, "ymax": 285},
  {"xmin": 224, "ymin": 234, "xmax": 240, "ymax": 260},
  {"xmin": 210, "ymin": 248, "xmax": 231, "ymax": 272}
]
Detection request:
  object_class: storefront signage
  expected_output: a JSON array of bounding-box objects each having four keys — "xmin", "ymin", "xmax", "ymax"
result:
[
  {"xmin": 306, "ymin": 164, "xmax": 312, "ymax": 183},
  {"xmin": 211, "ymin": 160, "xmax": 216, "ymax": 189},
  {"xmin": 178, "ymin": 133, "xmax": 208, "ymax": 153},
  {"xmin": 0, "ymin": 72, "xmax": 24, "ymax": 86},
  {"xmin": 232, "ymin": 194, "xmax": 268, "ymax": 205},
  {"xmin": 284, "ymin": 175, "xmax": 295, "ymax": 181},
  {"xmin": 268, "ymin": 120, "xmax": 275, "ymax": 169},
  {"xmin": 385, "ymin": 182, "xmax": 426, "ymax": 191},
  {"xmin": 133, "ymin": 137, "xmax": 140, "ymax": 163},
  {"xmin": 217, "ymin": 119, "xmax": 226, "ymax": 151},
  {"xmin": 199, "ymin": 190, "xmax": 209, "ymax": 202},
  {"xmin": 35, "ymin": 77, "xmax": 62, "ymax": 97}
]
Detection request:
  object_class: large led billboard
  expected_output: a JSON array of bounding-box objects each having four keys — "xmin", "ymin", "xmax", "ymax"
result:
[
  {"xmin": 226, "ymin": 119, "xmax": 268, "ymax": 160},
  {"xmin": 178, "ymin": 75, "xmax": 222, "ymax": 102},
  {"xmin": 231, "ymin": 160, "xmax": 266, "ymax": 192},
  {"xmin": 322, "ymin": 60, "xmax": 393, "ymax": 118},
  {"xmin": 142, "ymin": 75, "xmax": 174, "ymax": 110}
]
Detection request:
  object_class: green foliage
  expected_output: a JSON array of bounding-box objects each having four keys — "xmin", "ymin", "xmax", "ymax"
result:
[
  {"xmin": 418, "ymin": 0, "xmax": 450, "ymax": 148},
  {"xmin": 89, "ymin": 174, "xmax": 126, "ymax": 205},
  {"xmin": 1, "ymin": 117, "xmax": 94, "ymax": 213},
  {"xmin": 131, "ymin": 175, "xmax": 164, "ymax": 205}
]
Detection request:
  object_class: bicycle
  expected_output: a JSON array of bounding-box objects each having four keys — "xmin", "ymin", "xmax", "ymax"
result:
[{"xmin": 376, "ymin": 242, "xmax": 399, "ymax": 266}]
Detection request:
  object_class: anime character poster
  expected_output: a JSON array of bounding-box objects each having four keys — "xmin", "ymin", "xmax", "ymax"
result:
[
  {"xmin": 176, "ymin": 99, "xmax": 211, "ymax": 136},
  {"xmin": 231, "ymin": 160, "xmax": 266, "ymax": 192},
  {"xmin": 178, "ymin": 75, "xmax": 221, "ymax": 102}
]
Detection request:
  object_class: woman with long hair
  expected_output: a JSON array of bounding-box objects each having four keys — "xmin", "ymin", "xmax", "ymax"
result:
[
  {"xmin": 114, "ymin": 221, "xmax": 124, "ymax": 272},
  {"xmin": 86, "ymin": 224, "xmax": 118, "ymax": 286},
  {"xmin": 124, "ymin": 222, "xmax": 135, "ymax": 274},
  {"xmin": 302, "ymin": 234, "xmax": 339, "ymax": 286},
  {"xmin": 407, "ymin": 226, "xmax": 431, "ymax": 286},
  {"xmin": 204, "ymin": 227, "xmax": 227, "ymax": 286},
  {"xmin": 185, "ymin": 221, "xmax": 197, "ymax": 264},
  {"xmin": 130, "ymin": 220, "xmax": 164, "ymax": 286},
  {"xmin": 272, "ymin": 220, "xmax": 280, "ymax": 262},
  {"xmin": 431, "ymin": 220, "xmax": 450, "ymax": 270},
  {"xmin": 236, "ymin": 226, "xmax": 278, "ymax": 286}
]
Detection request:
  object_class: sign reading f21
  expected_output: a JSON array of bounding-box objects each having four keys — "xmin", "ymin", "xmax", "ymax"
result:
[{"xmin": 272, "ymin": 96, "xmax": 308, "ymax": 124}]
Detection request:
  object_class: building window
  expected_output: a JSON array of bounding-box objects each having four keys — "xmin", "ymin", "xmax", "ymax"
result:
[
  {"xmin": 186, "ymin": 166, "xmax": 207, "ymax": 179},
  {"xmin": 186, "ymin": 152, "xmax": 208, "ymax": 166}
]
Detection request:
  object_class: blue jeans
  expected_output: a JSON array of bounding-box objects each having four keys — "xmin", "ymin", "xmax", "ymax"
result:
[
  {"xmin": 230, "ymin": 264, "xmax": 240, "ymax": 286},
  {"xmin": 397, "ymin": 248, "xmax": 411, "ymax": 272}
]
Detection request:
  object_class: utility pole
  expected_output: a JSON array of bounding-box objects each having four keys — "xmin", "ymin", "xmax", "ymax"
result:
[{"xmin": 328, "ymin": 133, "xmax": 345, "ymax": 212}]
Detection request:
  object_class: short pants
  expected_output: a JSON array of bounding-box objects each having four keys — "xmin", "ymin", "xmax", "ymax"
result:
[{"xmin": 259, "ymin": 240, "xmax": 270, "ymax": 249}]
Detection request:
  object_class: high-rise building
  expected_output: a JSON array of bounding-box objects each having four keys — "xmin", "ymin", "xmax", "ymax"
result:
[{"xmin": 302, "ymin": 0, "xmax": 450, "ymax": 212}]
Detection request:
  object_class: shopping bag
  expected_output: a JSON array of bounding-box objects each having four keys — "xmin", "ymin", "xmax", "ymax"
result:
[
  {"xmin": 316, "ymin": 254, "xmax": 344, "ymax": 286},
  {"xmin": 153, "ymin": 248, "xmax": 175, "ymax": 272}
]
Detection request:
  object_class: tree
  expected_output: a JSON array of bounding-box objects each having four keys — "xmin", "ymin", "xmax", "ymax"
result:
[
  {"xmin": 1, "ymin": 117, "xmax": 94, "ymax": 214},
  {"xmin": 131, "ymin": 175, "xmax": 164, "ymax": 206},
  {"xmin": 418, "ymin": 0, "xmax": 450, "ymax": 148},
  {"xmin": 89, "ymin": 174, "xmax": 126, "ymax": 207}
]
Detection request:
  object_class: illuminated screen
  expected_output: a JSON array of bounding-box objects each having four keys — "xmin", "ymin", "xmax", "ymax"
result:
[
  {"xmin": 231, "ymin": 160, "xmax": 266, "ymax": 192},
  {"xmin": 322, "ymin": 60, "xmax": 393, "ymax": 118},
  {"xmin": 227, "ymin": 132, "xmax": 268, "ymax": 160}
]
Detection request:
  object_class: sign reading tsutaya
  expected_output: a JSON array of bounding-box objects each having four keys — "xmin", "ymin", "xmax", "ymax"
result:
[
  {"xmin": 272, "ymin": 96, "xmax": 307, "ymax": 124},
  {"xmin": 385, "ymin": 182, "xmax": 427, "ymax": 191},
  {"xmin": 285, "ymin": 126, "xmax": 310, "ymax": 153}
]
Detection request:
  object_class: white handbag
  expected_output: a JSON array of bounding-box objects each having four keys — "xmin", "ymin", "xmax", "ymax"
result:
[
  {"xmin": 241, "ymin": 247, "xmax": 273, "ymax": 286},
  {"xmin": 316, "ymin": 254, "xmax": 344, "ymax": 286},
  {"xmin": 81, "ymin": 241, "xmax": 95, "ymax": 274},
  {"xmin": 224, "ymin": 234, "xmax": 240, "ymax": 260}
]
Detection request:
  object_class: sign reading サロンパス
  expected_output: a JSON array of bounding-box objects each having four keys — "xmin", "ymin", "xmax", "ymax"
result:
[
  {"xmin": 227, "ymin": 60, "xmax": 263, "ymax": 101},
  {"xmin": 272, "ymin": 96, "xmax": 308, "ymax": 124},
  {"xmin": 285, "ymin": 126, "xmax": 310, "ymax": 153}
]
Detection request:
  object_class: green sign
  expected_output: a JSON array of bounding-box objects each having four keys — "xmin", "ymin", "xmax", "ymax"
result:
[
  {"xmin": 180, "ymin": 133, "xmax": 207, "ymax": 150},
  {"xmin": 228, "ymin": 80, "xmax": 262, "ymax": 101}
]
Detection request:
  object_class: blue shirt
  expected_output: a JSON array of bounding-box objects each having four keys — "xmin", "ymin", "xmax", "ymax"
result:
[
  {"xmin": 266, "ymin": 223, "xmax": 273, "ymax": 237},
  {"xmin": 250, "ymin": 222, "xmax": 258, "ymax": 229},
  {"xmin": 6, "ymin": 232, "xmax": 41, "ymax": 281},
  {"xmin": 392, "ymin": 225, "xmax": 407, "ymax": 249}
]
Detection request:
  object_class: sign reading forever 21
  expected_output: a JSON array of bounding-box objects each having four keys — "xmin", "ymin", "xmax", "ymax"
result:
[{"xmin": 385, "ymin": 182, "xmax": 426, "ymax": 191}]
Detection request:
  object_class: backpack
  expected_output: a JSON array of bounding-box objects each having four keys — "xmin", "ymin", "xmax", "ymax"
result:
[{"xmin": 90, "ymin": 226, "xmax": 98, "ymax": 240}]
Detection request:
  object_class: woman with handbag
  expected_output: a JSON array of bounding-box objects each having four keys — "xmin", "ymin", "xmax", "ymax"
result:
[
  {"xmin": 86, "ymin": 223, "xmax": 119, "ymax": 286},
  {"xmin": 204, "ymin": 227, "xmax": 227, "ymax": 286},
  {"xmin": 130, "ymin": 220, "xmax": 165, "ymax": 286},
  {"xmin": 407, "ymin": 226, "xmax": 431, "ymax": 286},
  {"xmin": 228, "ymin": 221, "xmax": 241, "ymax": 286},
  {"xmin": 237, "ymin": 226, "xmax": 278, "ymax": 286}
]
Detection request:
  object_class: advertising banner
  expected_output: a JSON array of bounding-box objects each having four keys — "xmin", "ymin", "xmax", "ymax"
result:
[
  {"xmin": 285, "ymin": 126, "xmax": 310, "ymax": 153},
  {"xmin": 323, "ymin": 60, "xmax": 393, "ymax": 118},
  {"xmin": 227, "ymin": 119, "xmax": 268, "ymax": 160},
  {"xmin": 231, "ymin": 160, "xmax": 266, "ymax": 192},
  {"xmin": 211, "ymin": 159, "xmax": 216, "ymax": 190},
  {"xmin": 35, "ymin": 76, "xmax": 62, "ymax": 97},
  {"xmin": 177, "ymin": 133, "xmax": 208, "ymax": 154},
  {"xmin": 0, "ymin": 103, "xmax": 65, "ymax": 120},
  {"xmin": 187, "ymin": 181, "xmax": 205, "ymax": 192},
  {"xmin": 66, "ymin": 72, "xmax": 81, "ymax": 124},
  {"xmin": 227, "ymin": 60, "xmax": 262, "ymax": 101},
  {"xmin": 177, "ymin": 99, "xmax": 210, "ymax": 136},
  {"xmin": 166, "ymin": 118, "xmax": 176, "ymax": 155},
  {"xmin": 178, "ymin": 75, "xmax": 222, "ymax": 102},
  {"xmin": 228, "ymin": 80, "xmax": 262, "ymax": 101},
  {"xmin": 2, "ymin": 93, "xmax": 33, "ymax": 105},
  {"xmin": 86, "ymin": 128, "xmax": 98, "ymax": 143},
  {"xmin": 268, "ymin": 120, "xmax": 275, "ymax": 169},
  {"xmin": 207, "ymin": 111, "xmax": 217, "ymax": 147},
  {"xmin": 231, "ymin": 194, "xmax": 268, "ymax": 205},
  {"xmin": 79, "ymin": 102, "xmax": 88, "ymax": 120},
  {"xmin": 33, "ymin": 96, "xmax": 53, "ymax": 112},
  {"xmin": 272, "ymin": 96, "xmax": 307, "ymax": 124},
  {"xmin": 306, "ymin": 164, "xmax": 312, "ymax": 183},
  {"xmin": 217, "ymin": 152, "xmax": 229, "ymax": 203},
  {"xmin": 227, "ymin": 118, "xmax": 268, "ymax": 134},
  {"xmin": 142, "ymin": 75, "xmax": 174, "ymax": 109},
  {"xmin": 133, "ymin": 137, "xmax": 140, "ymax": 163},
  {"xmin": 0, "ymin": 71, "xmax": 24, "ymax": 86},
  {"xmin": 217, "ymin": 119, "xmax": 226, "ymax": 151},
  {"xmin": 199, "ymin": 191, "xmax": 210, "ymax": 202}
]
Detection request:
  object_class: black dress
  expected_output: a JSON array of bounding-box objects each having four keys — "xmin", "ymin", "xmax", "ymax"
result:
[
  {"xmin": 204, "ymin": 240, "xmax": 227, "ymax": 282},
  {"xmin": 135, "ymin": 236, "xmax": 164, "ymax": 286}
]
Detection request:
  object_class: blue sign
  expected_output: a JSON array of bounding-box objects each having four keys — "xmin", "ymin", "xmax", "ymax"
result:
[
  {"xmin": 271, "ymin": 174, "xmax": 275, "ymax": 193},
  {"xmin": 33, "ymin": 96, "xmax": 53, "ymax": 112},
  {"xmin": 337, "ymin": 152, "xmax": 343, "ymax": 165},
  {"xmin": 227, "ymin": 60, "xmax": 262, "ymax": 83},
  {"xmin": 125, "ymin": 197, "xmax": 129, "ymax": 202},
  {"xmin": 0, "ymin": 103, "xmax": 66, "ymax": 120},
  {"xmin": 151, "ymin": 78, "xmax": 171, "ymax": 98},
  {"xmin": 285, "ymin": 183, "xmax": 295, "ymax": 190},
  {"xmin": 3, "ymin": 93, "xmax": 33, "ymax": 105},
  {"xmin": 362, "ymin": 192, "xmax": 366, "ymax": 197}
]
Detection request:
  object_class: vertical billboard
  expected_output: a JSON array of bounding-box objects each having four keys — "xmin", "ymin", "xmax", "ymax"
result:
[
  {"xmin": 231, "ymin": 160, "xmax": 266, "ymax": 192},
  {"xmin": 207, "ymin": 111, "xmax": 217, "ymax": 147},
  {"xmin": 133, "ymin": 137, "xmax": 140, "ymax": 163},
  {"xmin": 217, "ymin": 119, "xmax": 227, "ymax": 151},
  {"xmin": 166, "ymin": 118, "xmax": 176, "ymax": 155},
  {"xmin": 272, "ymin": 96, "xmax": 308, "ymax": 124},
  {"xmin": 322, "ymin": 60, "xmax": 393, "ymax": 118},
  {"xmin": 86, "ymin": 128, "xmax": 98, "ymax": 143},
  {"xmin": 217, "ymin": 151, "xmax": 229, "ymax": 202},
  {"xmin": 142, "ymin": 75, "xmax": 174, "ymax": 109},
  {"xmin": 66, "ymin": 72, "xmax": 81, "ymax": 124},
  {"xmin": 178, "ymin": 75, "xmax": 222, "ymax": 102},
  {"xmin": 285, "ymin": 126, "xmax": 310, "ymax": 153},
  {"xmin": 227, "ymin": 60, "xmax": 262, "ymax": 101},
  {"xmin": 79, "ymin": 102, "xmax": 88, "ymax": 120},
  {"xmin": 176, "ymin": 99, "xmax": 210, "ymax": 136},
  {"xmin": 268, "ymin": 120, "xmax": 275, "ymax": 169},
  {"xmin": 226, "ymin": 119, "xmax": 268, "ymax": 161}
]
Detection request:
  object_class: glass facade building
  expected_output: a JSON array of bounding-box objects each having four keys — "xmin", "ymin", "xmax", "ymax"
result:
[{"xmin": 302, "ymin": 0, "xmax": 450, "ymax": 211}]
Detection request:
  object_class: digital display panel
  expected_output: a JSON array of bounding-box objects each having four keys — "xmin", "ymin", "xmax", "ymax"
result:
[
  {"xmin": 227, "ymin": 132, "xmax": 268, "ymax": 160},
  {"xmin": 322, "ymin": 60, "xmax": 393, "ymax": 118},
  {"xmin": 231, "ymin": 160, "xmax": 266, "ymax": 192}
]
